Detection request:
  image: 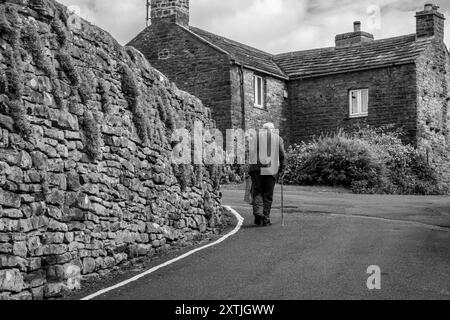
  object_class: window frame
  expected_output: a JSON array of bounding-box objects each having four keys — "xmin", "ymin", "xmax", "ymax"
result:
[
  {"xmin": 349, "ymin": 88, "xmax": 369, "ymax": 118},
  {"xmin": 253, "ymin": 75, "xmax": 265, "ymax": 109}
]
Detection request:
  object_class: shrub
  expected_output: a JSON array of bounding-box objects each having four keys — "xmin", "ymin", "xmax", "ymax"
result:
[
  {"xmin": 284, "ymin": 127, "xmax": 443, "ymax": 195},
  {"xmin": 291, "ymin": 132, "xmax": 382, "ymax": 188},
  {"xmin": 81, "ymin": 110, "xmax": 102, "ymax": 160},
  {"xmin": 349, "ymin": 126, "xmax": 441, "ymax": 195}
]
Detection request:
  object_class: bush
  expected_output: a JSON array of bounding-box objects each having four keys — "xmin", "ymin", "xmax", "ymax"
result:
[
  {"xmin": 286, "ymin": 132, "xmax": 382, "ymax": 189},
  {"xmin": 349, "ymin": 126, "xmax": 441, "ymax": 194},
  {"xmin": 284, "ymin": 127, "xmax": 444, "ymax": 195}
]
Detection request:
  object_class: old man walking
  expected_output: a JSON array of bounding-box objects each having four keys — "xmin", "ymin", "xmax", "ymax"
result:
[{"xmin": 248, "ymin": 123, "xmax": 286, "ymax": 227}]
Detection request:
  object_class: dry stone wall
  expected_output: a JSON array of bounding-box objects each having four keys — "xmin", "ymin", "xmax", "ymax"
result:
[{"xmin": 0, "ymin": 0, "xmax": 224, "ymax": 300}]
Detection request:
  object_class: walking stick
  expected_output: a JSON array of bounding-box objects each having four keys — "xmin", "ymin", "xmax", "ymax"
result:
[{"xmin": 281, "ymin": 175, "xmax": 285, "ymax": 227}]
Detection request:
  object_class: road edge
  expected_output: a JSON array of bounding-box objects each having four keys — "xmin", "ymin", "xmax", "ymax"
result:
[{"xmin": 80, "ymin": 206, "xmax": 244, "ymax": 300}]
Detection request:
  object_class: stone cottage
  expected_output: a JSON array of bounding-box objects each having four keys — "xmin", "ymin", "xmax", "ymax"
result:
[{"xmin": 129, "ymin": 1, "xmax": 450, "ymax": 148}]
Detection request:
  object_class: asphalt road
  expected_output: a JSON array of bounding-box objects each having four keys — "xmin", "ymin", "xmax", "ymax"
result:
[{"xmin": 85, "ymin": 186, "xmax": 450, "ymax": 300}]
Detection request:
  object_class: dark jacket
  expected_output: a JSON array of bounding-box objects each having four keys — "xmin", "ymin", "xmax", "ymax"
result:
[{"xmin": 248, "ymin": 130, "xmax": 286, "ymax": 177}]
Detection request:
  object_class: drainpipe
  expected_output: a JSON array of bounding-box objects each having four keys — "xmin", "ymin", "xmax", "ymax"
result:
[{"xmin": 238, "ymin": 65, "xmax": 246, "ymax": 131}]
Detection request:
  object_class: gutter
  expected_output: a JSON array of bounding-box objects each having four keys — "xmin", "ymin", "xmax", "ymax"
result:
[{"xmin": 234, "ymin": 62, "xmax": 289, "ymax": 81}]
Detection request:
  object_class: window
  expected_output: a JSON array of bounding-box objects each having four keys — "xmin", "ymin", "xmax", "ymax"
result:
[
  {"xmin": 253, "ymin": 75, "xmax": 264, "ymax": 108},
  {"xmin": 349, "ymin": 89, "xmax": 369, "ymax": 117}
]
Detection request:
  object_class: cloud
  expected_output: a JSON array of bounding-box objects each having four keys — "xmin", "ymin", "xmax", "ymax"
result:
[{"xmin": 58, "ymin": 0, "xmax": 450, "ymax": 53}]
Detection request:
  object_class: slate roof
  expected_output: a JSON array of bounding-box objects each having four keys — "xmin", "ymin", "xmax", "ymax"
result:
[
  {"xmin": 185, "ymin": 26, "xmax": 288, "ymax": 79},
  {"xmin": 274, "ymin": 34, "xmax": 433, "ymax": 79}
]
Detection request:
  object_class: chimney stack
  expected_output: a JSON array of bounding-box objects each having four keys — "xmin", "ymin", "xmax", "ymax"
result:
[
  {"xmin": 150, "ymin": 0, "xmax": 190, "ymax": 26},
  {"xmin": 416, "ymin": 3, "xmax": 445, "ymax": 41},
  {"xmin": 335, "ymin": 21, "xmax": 374, "ymax": 48}
]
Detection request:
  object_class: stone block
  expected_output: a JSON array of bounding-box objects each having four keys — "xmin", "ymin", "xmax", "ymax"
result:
[{"xmin": 0, "ymin": 269, "xmax": 24, "ymax": 293}]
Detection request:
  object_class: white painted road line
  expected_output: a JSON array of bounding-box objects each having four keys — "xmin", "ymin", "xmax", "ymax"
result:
[{"xmin": 81, "ymin": 206, "xmax": 244, "ymax": 300}]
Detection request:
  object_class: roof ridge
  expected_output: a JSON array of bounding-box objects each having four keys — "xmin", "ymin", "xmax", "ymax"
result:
[
  {"xmin": 187, "ymin": 25, "xmax": 287, "ymax": 78},
  {"xmin": 178, "ymin": 24, "xmax": 232, "ymax": 57},
  {"xmin": 275, "ymin": 33, "xmax": 418, "ymax": 58}
]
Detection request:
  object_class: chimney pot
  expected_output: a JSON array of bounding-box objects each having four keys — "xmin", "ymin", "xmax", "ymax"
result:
[{"xmin": 354, "ymin": 21, "xmax": 361, "ymax": 32}]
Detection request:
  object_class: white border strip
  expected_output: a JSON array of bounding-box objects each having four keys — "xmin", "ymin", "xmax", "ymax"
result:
[{"xmin": 81, "ymin": 206, "xmax": 244, "ymax": 300}]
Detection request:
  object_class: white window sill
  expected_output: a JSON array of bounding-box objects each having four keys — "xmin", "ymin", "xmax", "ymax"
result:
[{"xmin": 349, "ymin": 113, "xmax": 368, "ymax": 119}]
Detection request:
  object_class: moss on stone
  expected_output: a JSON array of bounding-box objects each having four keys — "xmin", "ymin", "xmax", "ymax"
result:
[
  {"xmin": 8, "ymin": 100, "xmax": 32, "ymax": 138},
  {"xmin": 120, "ymin": 63, "xmax": 148, "ymax": 144},
  {"xmin": 51, "ymin": 17, "xmax": 68, "ymax": 48},
  {"xmin": 81, "ymin": 110, "xmax": 102, "ymax": 160},
  {"xmin": 4, "ymin": 47, "xmax": 23, "ymax": 102},
  {"xmin": 22, "ymin": 23, "xmax": 55, "ymax": 77},
  {"xmin": 0, "ymin": 70, "xmax": 6, "ymax": 94},
  {"xmin": 156, "ymin": 93, "xmax": 176, "ymax": 133},
  {"xmin": 56, "ymin": 52, "xmax": 79, "ymax": 86},
  {"xmin": 207, "ymin": 165, "xmax": 221, "ymax": 191},
  {"xmin": 173, "ymin": 164, "xmax": 192, "ymax": 192},
  {"xmin": 78, "ymin": 80, "xmax": 92, "ymax": 105},
  {"xmin": 98, "ymin": 79, "xmax": 112, "ymax": 114},
  {"xmin": 51, "ymin": 78, "xmax": 64, "ymax": 109},
  {"xmin": 194, "ymin": 164, "xmax": 203, "ymax": 187},
  {"xmin": 0, "ymin": 7, "xmax": 19, "ymax": 45}
]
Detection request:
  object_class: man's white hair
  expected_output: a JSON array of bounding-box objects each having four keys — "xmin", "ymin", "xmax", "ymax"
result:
[{"xmin": 263, "ymin": 122, "xmax": 275, "ymax": 130}]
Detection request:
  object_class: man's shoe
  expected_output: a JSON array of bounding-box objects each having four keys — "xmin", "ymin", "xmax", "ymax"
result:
[
  {"xmin": 262, "ymin": 219, "xmax": 272, "ymax": 227},
  {"xmin": 254, "ymin": 216, "xmax": 262, "ymax": 226}
]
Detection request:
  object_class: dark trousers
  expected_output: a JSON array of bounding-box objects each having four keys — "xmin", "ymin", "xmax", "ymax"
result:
[{"xmin": 250, "ymin": 172, "xmax": 276, "ymax": 220}]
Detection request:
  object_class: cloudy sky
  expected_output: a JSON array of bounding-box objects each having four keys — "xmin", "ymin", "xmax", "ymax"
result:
[{"xmin": 58, "ymin": 0, "xmax": 450, "ymax": 53}]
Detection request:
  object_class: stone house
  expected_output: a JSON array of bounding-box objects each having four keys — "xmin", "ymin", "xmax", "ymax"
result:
[{"xmin": 129, "ymin": 1, "xmax": 450, "ymax": 149}]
